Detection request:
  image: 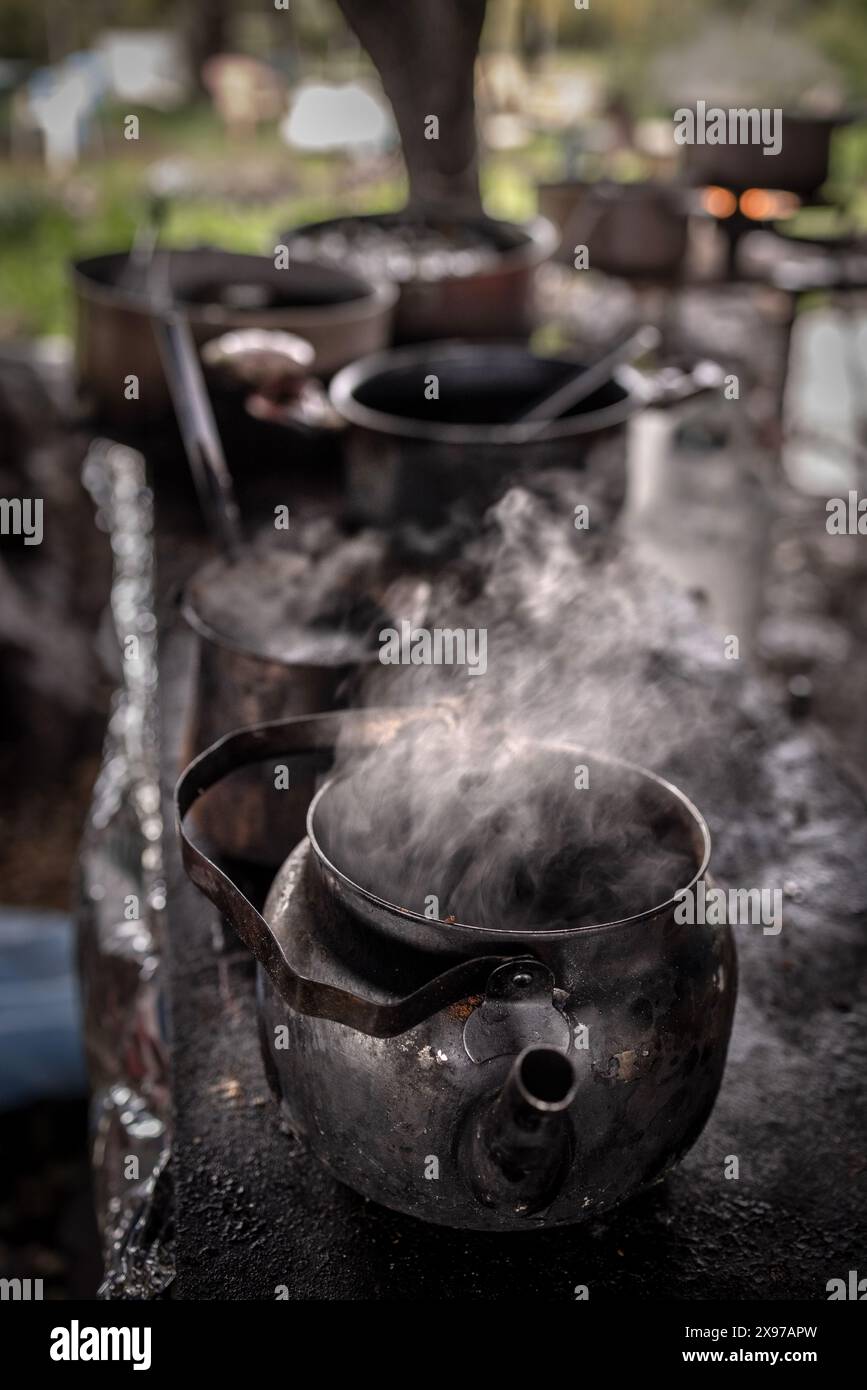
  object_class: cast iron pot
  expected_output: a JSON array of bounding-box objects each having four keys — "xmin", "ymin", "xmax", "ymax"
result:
[
  {"xmin": 680, "ymin": 111, "xmax": 847, "ymax": 197},
  {"xmin": 283, "ymin": 210, "xmax": 557, "ymax": 343},
  {"xmin": 73, "ymin": 248, "xmax": 397, "ymax": 427},
  {"xmin": 177, "ymin": 709, "xmax": 737, "ymax": 1231},
  {"xmin": 537, "ymin": 180, "xmax": 689, "ymax": 279},
  {"xmin": 329, "ymin": 340, "xmax": 723, "ymax": 528}
]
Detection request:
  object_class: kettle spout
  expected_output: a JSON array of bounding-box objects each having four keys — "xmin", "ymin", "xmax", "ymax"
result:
[{"xmin": 462, "ymin": 1045, "xmax": 578, "ymax": 1218}]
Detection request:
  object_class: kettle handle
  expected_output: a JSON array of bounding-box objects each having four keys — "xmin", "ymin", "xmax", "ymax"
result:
[{"xmin": 176, "ymin": 718, "xmax": 529, "ymax": 1039}]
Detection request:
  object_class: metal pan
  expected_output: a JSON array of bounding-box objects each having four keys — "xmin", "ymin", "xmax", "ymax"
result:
[
  {"xmin": 282, "ymin": 210, "xmax": 557, "ymax": 343},
  {"xmin": 72, "ymin": 248, "xmax": 397, "ymax": 426},
  {"xmin": 330, "ymin": 340, "xmax": 723, "ymax": 528}
]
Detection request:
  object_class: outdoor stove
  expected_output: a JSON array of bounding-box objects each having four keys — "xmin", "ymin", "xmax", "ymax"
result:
[
  {"xmin": 154, "ymin": 541, "xmax": 867, "ymax": 1297},
  {"xmin": 697, "ymin": 184, "xmax": 802, "ymax": 277},
  {"xmin": 66, "ymin": 321, "xmax": 867, "ymax": 1295},
  {"xmin": 59, "ymin": 143, "xmax": 867, "ymax": 1288}
]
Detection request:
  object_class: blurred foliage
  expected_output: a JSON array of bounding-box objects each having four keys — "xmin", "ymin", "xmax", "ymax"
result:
[
  {"xmin": 0, "ymin": 81, "xmax": 546, "ymax": 336},
  {"xmin": 803, "ymin": 0, "xmax": 867, "ymax": 100},
  {"xmin": 0, "ymin": 0, "xmax": 865, "ymax": 335},
  {"xmin": 1, "ymin": 108, "xmax": 864, "ymax": 339},
  {"xmin": 0, "ymin": 0, "xmax": 178, "ymax": 61},
  {"xmin": 0, "ymin": 0, "xmax": 864, "ymax": 96},
  {"xmin": 0, "ymin": 103, "xmax": 410, "ymax": 335}
]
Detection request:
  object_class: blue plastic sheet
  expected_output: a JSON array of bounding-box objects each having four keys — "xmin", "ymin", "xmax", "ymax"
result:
[{"xmin": 0, "ymin": 907, "xmax": 87, "ymax": 1110}]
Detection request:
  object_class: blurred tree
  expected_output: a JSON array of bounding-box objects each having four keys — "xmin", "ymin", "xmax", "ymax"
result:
[
  {"xmin": 0, "ymin": 0, "xmax": 862, "ymax": 107},
  {"xmin": 519, "ymin": 0, "xmax": 560, "ymax": 70},
  {"xmin": 805, "ymin": 0, "xmax": 867, "ymax": 98},
  {"xmin": 0, "ymin": 0, "xmax": 180, "ymax": 64},
  {"xmin": 184, "ymin": 0, "xmax": 232, "ymax": 89}
]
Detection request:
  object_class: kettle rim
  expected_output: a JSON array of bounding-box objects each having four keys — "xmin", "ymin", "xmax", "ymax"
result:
[{"xmin": 305, "ymin": 744, "xmax": 712, "ymax": 942}]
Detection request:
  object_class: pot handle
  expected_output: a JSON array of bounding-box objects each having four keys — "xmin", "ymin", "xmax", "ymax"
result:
[
  {"xmin": 246, "ymin": 381, "xmax": 347, "ymax": 434},
  {"xmin": 175, "ymin": 719, "xmax": 530, "ymax": 1038},
  {"xmin": 621, "ymin": 357, "xmax": 726, "ymax": 411}
]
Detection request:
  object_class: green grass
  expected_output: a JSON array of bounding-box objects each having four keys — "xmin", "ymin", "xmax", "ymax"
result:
[
  {"xmin": 0, "ymin": 103, "xmax": 414, "ymax": 336},
  {"xmin": 0, "ymin": 169, "xmax": 404, "ymax": 336}
]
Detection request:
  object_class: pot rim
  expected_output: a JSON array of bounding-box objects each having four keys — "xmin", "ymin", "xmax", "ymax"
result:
[
  {"xmin": 305, "ymin": 741, "xmax": 712, "ymax": 941},
  {"xmin": 538, "ymin": 176, "xmax": 686, "ymax": 201},
  {"xmin": 180, "ymin": 551, "xmax": 378, "ymax": 670},
  {"xmin": 671, "ymin": 106, "xmax": 850, "ymax": 129},
  {"xmin": 286, "ymin": 211, "xmax": 559, "ymax": 278},
  {"xmin": 71, "ymin": 248, "xmax": 398, "ymax": 325},
  {"xmin": 329, "ymin": 339, "xmax": 637, "ymax": 444}
]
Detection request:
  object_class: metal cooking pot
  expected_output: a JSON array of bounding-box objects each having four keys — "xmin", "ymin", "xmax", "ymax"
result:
[
  {"xmin": 73, "ymin": 248, "xmax": 397, "ymax": 427},
  {"xmin": 283, "ymin": 210, "xmax": 557, "ymax": 343},
  {"xmin": 180, "ymin": 551, "xmax": 373, "ymax": 868},
  {"xmin": 537, "ymin": 180, "xmax": 689, "ymax": 279},
  {"xmin": 680, "ymin": 111, "xmax": 847, "ymax": 197},
  {"xmin": 180, "ymin": 546, "xmax": 433, "ymax": 866},
  {"xmin": 177, "ymin": 709, "xmax": 737, "ymax": 1231},
  {"xmin": 329, "ymin": 340, "xmax": 724, "ymax": 528}
]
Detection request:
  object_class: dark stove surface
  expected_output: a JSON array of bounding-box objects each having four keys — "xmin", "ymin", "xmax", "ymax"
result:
[{"xmin": 156, "ymin": 502, "xmax": 867, "ymax": 1300}]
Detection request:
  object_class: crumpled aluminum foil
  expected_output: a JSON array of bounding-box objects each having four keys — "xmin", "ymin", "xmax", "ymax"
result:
[{"xmin": 78, "ymin": 439, "xmax": 173, "ymax": 1299}]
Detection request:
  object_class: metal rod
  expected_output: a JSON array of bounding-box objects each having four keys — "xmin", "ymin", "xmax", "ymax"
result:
[
  {"xmin": 514, "ymin": 324, "xmax": 661, "ymax": 435},
  {"xmin": 153, "ymin": 310, "xmax": 243, "ymax": 557}
]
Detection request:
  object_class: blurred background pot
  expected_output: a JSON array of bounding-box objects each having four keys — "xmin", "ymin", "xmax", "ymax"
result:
[
  {"xmin": 73, "ymin": 248, "xmax": 396, "ymax": 426},
  {"xmin": 181, "ymin": 554, "xmax": 365, "ymax": 868},
  {"xmin": 680, "ymin": 111, "xmax": 847, "ymax": 197},
  {"xmin": 283, "ymin": 209, "xmax": 557, "ymax": 343},
  {"xmin": 537, "ymin": 179, "xmax": 689, "ymax": 279},
  {"xmin": 330, "ymin": 339, "xmax": 722, "ymax": 528}
]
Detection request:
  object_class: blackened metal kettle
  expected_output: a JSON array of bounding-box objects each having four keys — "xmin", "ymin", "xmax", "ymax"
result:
[{"xmin": 177, "ymin": 709, "xmax": 736, "ymax": 1231}]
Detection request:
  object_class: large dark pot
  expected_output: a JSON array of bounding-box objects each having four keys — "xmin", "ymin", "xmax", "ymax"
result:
[
  {"xmin": 680, "ymin": 111, "xmax": 847, "ymax": 197},
  {"xmin": 329, "ymin": 340, "xmax": 721, "ymax": 528},
  {"xmin": 177, "ymin": 709, "xmax": 737, "ymax": 1231},
  {"xmin": 537, "ymin": 180, "xmax": 689, "ymax": 279},
  {"xmin": 283, "ymin": 211, "xmax": 557, "ymax": 343},
  {"xmin": 73, "ymin": 248, "xmax": 396, "ymax": 426}
]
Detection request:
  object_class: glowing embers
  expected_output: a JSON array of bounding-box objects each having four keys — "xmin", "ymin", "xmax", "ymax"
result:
[{"xmin": 700, "ymin": 185, "xmax": 800, "ymax": 221}]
